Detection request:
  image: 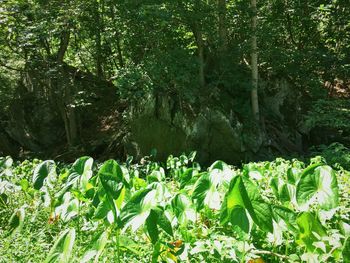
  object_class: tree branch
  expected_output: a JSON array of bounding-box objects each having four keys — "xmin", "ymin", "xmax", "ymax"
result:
[
  {"xmin": 250, "ymin": 249, "xmax": 290, "ymax": 260},
  {"xmin": 0, "ymin": 60, "xmax": 22, "ymax": 72},
  {"xmin": 57, "ymin": 29, "xmax": 71, "ymax": 63}
]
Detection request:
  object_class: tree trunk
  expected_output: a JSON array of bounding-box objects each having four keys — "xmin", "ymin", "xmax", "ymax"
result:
[
  {"xmin": 111, "ymin": 6, "xmax": 124, "ymax": 68},
  {"xmin": 56, "ymin": 28, "xmax": 79, "ymax": 147},
  {"xmin": 218, "ymin": 0, "xmax": 228, "ymax": 53},
  {"xmin": 251, "ymin": 0, "xmax": 259, "ymax": 121},
  {"xmin": 195, "ymin": 27, "xmax": 205, "ymax": 88},
  {"xmin": 94, "ymin": 0, "xmax": 103, "ymax": 77},
  {"xmin": 116, "ymin": 31, "xmax": 124, "ymax": 68},
  {"xmin": 57, "ymin": 30, "xmax": 70, "ymax": 63},
  {"xmin": 192, "ymin": 0, "xmax": 205, "ymax": 88}
]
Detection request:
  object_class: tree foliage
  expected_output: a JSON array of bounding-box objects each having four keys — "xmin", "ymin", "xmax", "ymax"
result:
[{"xmin": 0, "ymin": 0, "xmax": 349, "ymax": 157}]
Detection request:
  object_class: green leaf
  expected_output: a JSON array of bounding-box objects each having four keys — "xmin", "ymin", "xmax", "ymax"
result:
[
  {"xmin": 81, "ymin": 230, "xmax": 109, "ymax": 263},
  {"xmin": 64, "ymin": 157, "xmax": 94, "ymax": 193},
  {"xmin": 179, "ymin": 168, "xmax": 199, "ymax": 188},
  {"xmin": 230, "ymin": 206, "xmax": 250, "ymax": 233},
  {"xmin": 251, "ymin": 201, "xmax": 273, "ymax": 232},
  {"xmin": 8, "ymin": 207, "xmax": 25, "ymax": 236},
  {"xmin": 0, "ymin": 156, "xmax": 13, "ymax": 176},
  {"xmin": 220, "ymin": 176, "xmax": 246, "ymax": 222},
  {"xmin": 45, "ymin": 228, "xmax": 76, "ymax": 263},
  {"xmin": 296, "ymin": 165, "xmax": 339, "ymax": 210},
  {"xmin": 287, "ymin": 167, "xmax": 297, "ymax": 184},
  {"xmin": 343, "ymin": 237, "xmax": 350, "ymax": 263},
  {"xmin": 270, "ymin": 177, "xmax": 291, "ymax": 202},
  {"xmin": 147, "ymin": 168, "xmax": 165, "ymax": 183},
  {"xmin": 20, "ymin": 179, "xmax": 29, "ymax": 192},
  {"xmin": 279, "ymin": 184, "xmax": 291, "ymax": 202},
  {"xmin": 0, "ymin": 193, "xmax": 8, "ymax": 206},
  {"xmin": 270, "ymin": 177, "xmax": 280, "ymax": 198},
  {"xmin": 192, "ymin": 165, "xmax": 231, "ymax": 210},
  {"xmin": 151, "ymin": 241, "xmax": 161, "ymax": 263},
  {"xmin": 296, "ymin": 212, "xmax": 326, "ymax": 251},
  {"xmin": 115, "ymin": 186, "xmax": 126, "ymax": 210},
  {"xmin": 192, "ymin": 172, "xmax": 210, "ymax": 209},
  {"xmin": 97, "ymin": 160, "xmax": 126, "ymax": 222},
  {"xmin": 272, "ymin": 205, "xmax": 297, "ymax": 231},
  {"xmin": 120, "ymin": 188, "xmax": 153, "ymax": 230},
  {"xmin": 208, "ymin": 160, "xmax": 234, "ymax": 187},
  {"xmin": 119, "ymin": 235, "xmax": 140, "ymax": 254},
  {"xmin": 155, "ymin": 209, "xmax": 173, "ymax": 237},
  {"xmin": 171, "ymin": 193, "xmax": 196, "ymax": 224},
  {"xmin": 220, "ymin": 176, "xmax": 255, "ymax": 233},
  {"xmin": 146, "ymin": 210, "xmax": 160, "ymax": 244},
  {"xmin": 5, "ymin": 157, "xmax": 13, "ymax": 167},
  {"xmin": 33, "ymin": 160, "xmax": 56, "ymax": 190},
  {"xmin": 243, "ymin": 177, "xmax": 273, "ymax": 232},
  {"xmin": 221, "ymin": 176, "xmax": 273, "ymax": 233},
  {"xmin": 54, "ymin": 192, "xmax": 79, "ymax": 222},
  {"xmin": 72, "ymin": 156, "xmax": 94, "ymax": 176},
  {"xmin": 98, "ymin": 160, "xmax": 128, "ymax": 192},
  {"xmin": 93, "ymin": 198, "xmax": 110, "ymax": 220}
]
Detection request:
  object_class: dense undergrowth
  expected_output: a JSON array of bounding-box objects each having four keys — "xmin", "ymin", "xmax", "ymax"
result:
[{"xmin": 0, "ymin": 146, "xmax": 350, "ymax": 262}]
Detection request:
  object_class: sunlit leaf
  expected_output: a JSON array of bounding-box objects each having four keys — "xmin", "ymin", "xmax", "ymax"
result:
[
  {"xmin": 33, "ymin": 160, "xmax": 56, "ymax": 190},
  {"xmin": 296, "ymin": 165, "xmax": 339, "ymax": 210},
  {"xmin": 45, "ymin": 228, "xmax": 76, "ymax": 263},
  {"xmin": 296, "ymin": 212, "xmax": 326, "ymax": 251},
  {"xmin": 8, "ymin": 207, "xmax": 25, "ymax": 236},
  {"xmin": 81, "ymin": 230, "xmax": 109, "ymax": 263}
]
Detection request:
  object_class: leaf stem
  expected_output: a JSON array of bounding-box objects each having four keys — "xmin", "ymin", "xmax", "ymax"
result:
[
  {"xmin": 251, "ymin": 249, "xmax": 290, "ymax": 260},
  {"xmin": 116, "ymin": 228, "xmax": 120, "ymax": 263}
]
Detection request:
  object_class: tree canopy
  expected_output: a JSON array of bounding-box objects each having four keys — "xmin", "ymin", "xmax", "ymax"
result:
[{"xmin": 0, "ymin": 0, "xmax": 349, "ymax": 161}]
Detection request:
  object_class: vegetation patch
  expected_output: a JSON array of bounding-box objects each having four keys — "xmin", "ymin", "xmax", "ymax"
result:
[{"xmin": 0, "ymin": 153, "xmax": 349, "ymax": 262}]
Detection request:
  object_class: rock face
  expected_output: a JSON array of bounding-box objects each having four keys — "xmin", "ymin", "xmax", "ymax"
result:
[
  {"xmin": 1, "ymin": 62, "xmax": 120, "ymax": 159},
  {"xmin": 124, "ymin": 77, "xmax": 308, "ymax": 164},
  {"xmin": 124, "ymin": 94, "xmax": 249, "ymax": 164},
  {"xmin": 1, "ymin": 70, "xmax": 310, "ymax": 162},
  {"xmin": 0, "ymin": 131, "xmax": 21, "ymax": 157}
]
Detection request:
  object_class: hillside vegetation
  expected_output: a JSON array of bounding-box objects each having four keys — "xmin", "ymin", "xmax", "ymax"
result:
[{"xmin": 0, "ymin": 1, "xmax": 349, "ymax": 161}]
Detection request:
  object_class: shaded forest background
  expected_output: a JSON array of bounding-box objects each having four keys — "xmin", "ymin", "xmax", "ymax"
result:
[{"xmin": 0, "ymin": 0, "xmax": 349, "ymax": 164}]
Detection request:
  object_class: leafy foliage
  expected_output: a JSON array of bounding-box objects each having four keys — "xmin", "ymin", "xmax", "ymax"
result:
[
  {"xmin": 0, "ymin": 0, "xmax": 349, "ymax": 159},
  {"xmin": 0, "ymin": 153, "xmax": 349, "ymax": 262}
]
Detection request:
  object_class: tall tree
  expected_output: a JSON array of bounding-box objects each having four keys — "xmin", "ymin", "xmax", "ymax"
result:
[
  {"xmin": 250, "ymin": 0, "xmax": 259, "ymax": 121},
  {"xmin": 218, "ymin": 0, "xmax": 228, "ymax": 53}
]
